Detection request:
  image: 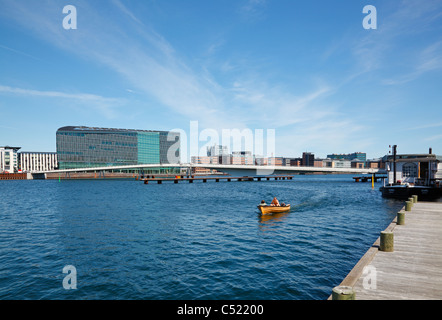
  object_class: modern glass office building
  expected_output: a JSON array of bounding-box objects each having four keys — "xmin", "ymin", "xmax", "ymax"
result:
[{"xmin": 56, "ymin": 126, "xmax": 180, "ymax": 169}]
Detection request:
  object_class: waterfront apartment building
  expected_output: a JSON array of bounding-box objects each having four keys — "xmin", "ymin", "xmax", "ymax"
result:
[
  {"xmin": 283, "ymin": 157, "xmax": 302, "ymax": 166},
  {"xmin": 255, "ymin": 157, "xmax": 284, "ymax": 166},
  {"xmin": 207, "ymin": 144, "xmax": 229, "ymax": 157},
  {"xmin": 351, "ymin": 159, "xmax": 365, "ymax": 169},
  {"xmin": 56, "ymin": 126, "xmax": 180, "ymax": 169},
  {"xmin": 231, "ymin": 151, "xmax": 254, "ymax": 165},
  {"xmin": 207, "ymin": 144, "xmax": 230, "ymax": 164},
  {"xmin": 19, "ymin": 152, "xmax": 58, "ymax": 172},
  {"xmin": 327, "ymin": 152, "xmax": 367, "ymax": 162},
  {"xmin": 302, "ymin": 152, "xmax": 315, "ymax": 167},
  {"xmin": 268, "ymin": 157, "xmax": 284, "ymax": 166},
  {"xmin": 0, "ymin": 146, "xmax": 20, "ymax": 173},
  {"xmin": 313, "ymin": 159, "xmax": 324, "ymax": 167},
  {"xmin": 191, "ymin": 156, "xmax": 219, "ymax": 165},
  {"xmin": 323, "ymin": 159, "xmax": 352, "ymax": 168},
  {"xmin": 366, "ymin": 158, "xmax": 386, "ymax": 169}
]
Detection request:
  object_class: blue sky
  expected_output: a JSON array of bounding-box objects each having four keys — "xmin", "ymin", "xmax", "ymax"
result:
[{"xmin": 1, "ymin": 0, "xmax": 442, "ymax": 160}]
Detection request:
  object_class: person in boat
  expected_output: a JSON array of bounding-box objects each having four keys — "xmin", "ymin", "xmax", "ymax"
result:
[
  {"xmin": 258, "ymin": 200, "xmax": 267, "ymax": 207},
  {"xmin": 281, "ymin": 202, "xmax": 286, "ymax": 207},
  {"xmin": 270, "ymin": 197, "xmax": 280, "ymax": 206}
]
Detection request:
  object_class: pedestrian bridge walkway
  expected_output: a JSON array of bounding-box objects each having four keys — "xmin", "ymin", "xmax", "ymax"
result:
[{"xmin": 43, "ymin": 163, "xmax": 383, "ymax": 176}]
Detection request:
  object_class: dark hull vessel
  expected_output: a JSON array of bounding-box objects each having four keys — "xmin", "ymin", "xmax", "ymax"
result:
[{"xmin": 380, "ymin": 185, "xmax": 442, "ymax": 201}]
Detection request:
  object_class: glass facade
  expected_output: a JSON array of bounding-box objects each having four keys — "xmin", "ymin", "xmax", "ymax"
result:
[
  {"xmin": 137, "ymin": 132, "xmax": 159, "ymax": 164},
  {"xmin": 56, "ymin": 126, "xmax": 180, "ymax": 169}
]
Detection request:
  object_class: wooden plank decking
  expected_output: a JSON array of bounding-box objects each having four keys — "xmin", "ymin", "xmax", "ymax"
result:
[{"xmin": 335, "ymin": 201, "xmax": 442, "ymax": 300}]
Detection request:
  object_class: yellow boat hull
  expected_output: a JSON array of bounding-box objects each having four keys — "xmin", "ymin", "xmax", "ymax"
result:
[{"xmin": 258, "ymin": 205, "xmax": 291, "ymax": 215}]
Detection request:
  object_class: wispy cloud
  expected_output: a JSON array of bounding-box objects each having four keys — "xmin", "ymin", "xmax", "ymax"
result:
[
  {"xmin": 5, "ymin": 1, "xmax": 365, "ymax": 144},
  {"xmin": 0, "ymin": 0, "xmax": 389, "ymax": 156},
  {"xmin": 425, "ymin": 134, "xmax": 442, "ymax": 142},
  {"xmin": 110, "ymin": 0, "xmax": 143, "ymax": 25},
  {"xmin": 0, "ymin": 44, "xmax": 43, "ymax": 61},
  {"xmin": 0, "ymin": 85, "xmax": 114, "ymax": 101},
  {"xmin": 0, "ymin": 85, "xmax": 124, "ymax": 119},
  {"xmin": 382, "ymin": 40, "xmax": 442, "ymax": 85},
  {"xmin": 0, "ymin": 0, "xmax": 233, "ymax": 128},
  {"xmin": 230, "ymin": 80, "xmax": 334, "ymax": 128},
  {"xmin": 238, "ymin": 0, "xmax": 267, "ymax": 22},
  {"xmin": 408, "ymin": 121, "xmax": 442, "ymax": 131},
  {"xmin": 351, "ymin": 0, "xmax": 442, "ymax": 81}
]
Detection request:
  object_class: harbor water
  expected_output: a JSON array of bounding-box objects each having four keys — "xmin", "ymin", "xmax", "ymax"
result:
[{"xmin": 0, "ymin": 174, "xmax": 403, "ymax": 300}]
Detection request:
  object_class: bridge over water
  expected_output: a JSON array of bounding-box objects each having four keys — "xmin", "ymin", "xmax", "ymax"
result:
[{"xmin": 42, "ymin": 163, "xmax": 385, "ymax": 177}]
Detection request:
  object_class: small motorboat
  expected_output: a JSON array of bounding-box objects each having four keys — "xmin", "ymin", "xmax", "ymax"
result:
[{"xmin": 258, "ymin": 204, "xmax": 291, "ymax": 215}]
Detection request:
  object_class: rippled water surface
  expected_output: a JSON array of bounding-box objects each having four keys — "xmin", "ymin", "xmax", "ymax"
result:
[{"xmin": 0, "ymin": 175, "xmax": 403, "ymax": 300}]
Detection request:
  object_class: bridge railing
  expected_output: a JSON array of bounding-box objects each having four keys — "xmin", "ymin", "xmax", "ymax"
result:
[{"xmin": 41, "ymin": 163, "xmax": 385, "ymax": 175}]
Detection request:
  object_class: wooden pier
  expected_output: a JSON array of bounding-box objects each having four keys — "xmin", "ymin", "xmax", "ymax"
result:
[
  {"xmin": 142, "ymin": 175, "xmax": 293, "ymax": 184},
  {"xmin": 330, "ymin": 201, "xmax": 442, "ymax": 300}
]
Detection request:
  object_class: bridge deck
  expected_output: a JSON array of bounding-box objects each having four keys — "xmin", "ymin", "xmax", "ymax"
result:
[{"xmin": 43, "ymin": 163, "xmax": 383, "ymax": 175}]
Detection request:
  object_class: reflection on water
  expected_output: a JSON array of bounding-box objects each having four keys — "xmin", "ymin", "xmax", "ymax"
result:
[{"xmin": 258, "ymin": 211, "xmax": 291, "ymax": 225}]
